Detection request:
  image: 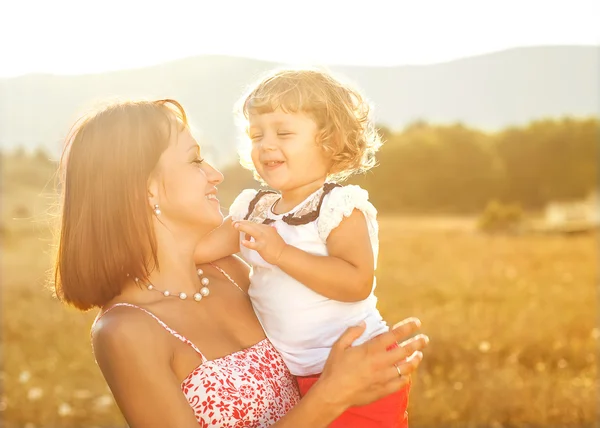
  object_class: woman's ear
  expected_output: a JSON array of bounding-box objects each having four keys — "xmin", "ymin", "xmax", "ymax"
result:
[{"xmin": 147, "ymin": 173, "xmax": 160, "ymax": 210}]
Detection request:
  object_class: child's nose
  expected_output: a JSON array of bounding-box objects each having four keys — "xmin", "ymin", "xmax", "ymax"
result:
[{"xmin": 260, "ymin": 135, "xmax": 278, "ymax": 151}]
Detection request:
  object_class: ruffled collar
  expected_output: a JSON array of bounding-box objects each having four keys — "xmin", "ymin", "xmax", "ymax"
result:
[{"xmin": 243, "ymin": 183, "xmax": 341, "ymax": 226}]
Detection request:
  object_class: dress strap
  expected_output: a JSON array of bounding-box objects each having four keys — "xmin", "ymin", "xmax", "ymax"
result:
[
  {"xmin": 210, "ymin": 263, "xmax": 246, "ymax": 294},
  {"xmin": 97, "ymin": 303, "xmax": 207, "ymax": 362}
]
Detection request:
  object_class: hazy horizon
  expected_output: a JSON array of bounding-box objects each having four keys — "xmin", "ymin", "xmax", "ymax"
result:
[
  {"xmin": 1, "ymin": 43, "xmax": 598, "ymax": 80},
  {"xmin": 1, "ymin": 0, "xmax": 598, "ymax": 77}
]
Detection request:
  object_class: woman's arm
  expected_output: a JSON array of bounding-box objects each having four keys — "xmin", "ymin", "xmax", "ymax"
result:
[
  {"xmin": 92, "ymin": 310, "xmax": 200, "ymax": 428},
  {"xmin": 193, "ymin": 216, "xmax": 240, "ymax": 264},
  {"xmin": 233, "ymin": 209, "xmax": 374, "ymax": 302}
]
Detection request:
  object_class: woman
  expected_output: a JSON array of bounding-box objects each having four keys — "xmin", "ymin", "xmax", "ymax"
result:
[{"xmin": 54, "ymin": 99, "xmax": 428, "ymax": 427}]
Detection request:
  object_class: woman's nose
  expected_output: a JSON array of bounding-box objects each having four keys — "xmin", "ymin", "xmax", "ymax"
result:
[{"xmin": 205, "ymin": 162, "xmax": 224, "ymax": 185}]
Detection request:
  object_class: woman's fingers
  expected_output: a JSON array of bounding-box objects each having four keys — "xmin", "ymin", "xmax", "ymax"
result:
[
  {"xmin": 390, "ymin": 317, "xmax": 422, "ymax": 341},
  {"xmin": 353, "ymin": 365, "xmax": 415, "ymax": 407},
  {"xmin": 393, "ymin": 350, "xmax": 423, "ymax": 377},
  {"xmin": 398, "ymin": 334, "xmax": 429, "ymax": 353},
  {"xmin": 383, "ymin": 334, "xmax": 429, "ymax": 365},
  {"xmin": 392, "ymin": 317, "xmax": 422, "ymax": 331},
  {"xmin": 371, "ymin": 349, "xmax": 424, "ymax": 385},
  {"xmin": 368, "ymin": 318, "xmax": 422, "ymax": 352},
  {"xmin": 330, "ymin": 321, "xmax": 367, "ymax": 355},
  {"xmin": 380, "ymin": 373, "xmax": 412, "ymax": 397},
  {"xmin": 321, "ymin": 317, "xmax": 426, "ymax": 409}
]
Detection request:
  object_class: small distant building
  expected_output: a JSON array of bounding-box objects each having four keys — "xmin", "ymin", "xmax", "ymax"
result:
[{"xmin": 544, "ymin": 191, "xmax": 600, "ymax": 231}]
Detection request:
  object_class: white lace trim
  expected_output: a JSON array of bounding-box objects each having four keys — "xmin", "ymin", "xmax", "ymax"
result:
[
  {"xmin": 287, "ymin": 189, "xmax": 323, "ymax": 218},
  {"xmin": 228, "ymin": 188, "xmax": 259, "ymax": 221},
  {"xmin": 231, "ymin": 187, "xmax": 327, "ymax": 224},
  {"xmin": 245, "ymin": 192, "xmax": 280, "ymax": 224},
  {"xmin": 231, "ymin": 186, "xmax": 379, "ymax": 267}
]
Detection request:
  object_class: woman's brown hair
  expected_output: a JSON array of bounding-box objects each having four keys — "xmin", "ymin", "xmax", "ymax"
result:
[{"xmin": 53, "ymin": 99, "xmax": 187, "ymax": 310}]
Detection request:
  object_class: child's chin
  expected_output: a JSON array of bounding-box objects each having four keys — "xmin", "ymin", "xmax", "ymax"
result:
[{"xmin": 261, "ymin": 176, "xmax": 285, "ymax": 190}]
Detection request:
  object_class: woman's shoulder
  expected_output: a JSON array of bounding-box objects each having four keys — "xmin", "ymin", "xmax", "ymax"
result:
[
  {"xmin": 92, "ymin": 304, "xmax": 171, "ymax": 357},
  {"xmin": 91, "ymin": 304, "xmax": 177, "ymax": 396}
]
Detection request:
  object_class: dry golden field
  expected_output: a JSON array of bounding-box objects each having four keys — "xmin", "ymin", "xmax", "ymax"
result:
[{"xmin": 1, "ymin": 156, "xmax": 597, "ymax": 427}]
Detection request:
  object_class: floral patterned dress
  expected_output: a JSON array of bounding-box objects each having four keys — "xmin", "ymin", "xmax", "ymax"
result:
[{"xmin": 96, "ymin": 268, "xmax": 300, "ymax": 427}]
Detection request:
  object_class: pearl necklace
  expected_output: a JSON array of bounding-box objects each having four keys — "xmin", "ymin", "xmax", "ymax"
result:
[{"xmin": 134, "ymin": 268, "xmax": 210, "ymax": 302}]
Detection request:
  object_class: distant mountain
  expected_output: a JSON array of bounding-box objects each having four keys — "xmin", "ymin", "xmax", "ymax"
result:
[{"xmin": 0, "ymin": 46, "xmax": 597, "ymax": 164}]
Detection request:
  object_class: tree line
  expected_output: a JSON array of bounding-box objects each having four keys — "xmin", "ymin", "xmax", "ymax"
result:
[
  {"xmin": 354, "ymin": 117, "xmax": 598, "ymax": 213},
  {"xmin": 5, "ymin": 116, "xmax": 598, "ymax": 215}
]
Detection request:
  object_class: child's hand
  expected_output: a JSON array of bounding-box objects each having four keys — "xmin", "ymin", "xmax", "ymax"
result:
[{"xmin": 232, "ymin": 220, "xmax": 288, "ymax": 265}]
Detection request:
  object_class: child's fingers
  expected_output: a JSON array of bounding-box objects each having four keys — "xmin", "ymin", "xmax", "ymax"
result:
[
  {"xmin": 234, "ymin": 223, "xmax": 258, "ymax": 242},
  {"xmin": 241, "ymin": 239, "xmax": 259, "ymax": 250},
  {"xmin": 234, "ymin": 221, "xmax": 264, "ymax": 238}
]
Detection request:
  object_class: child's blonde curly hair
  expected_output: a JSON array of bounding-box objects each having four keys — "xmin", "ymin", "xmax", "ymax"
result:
[{"xmin": 237, "ymin": 68, "xmax": 383, "ymax": 182}]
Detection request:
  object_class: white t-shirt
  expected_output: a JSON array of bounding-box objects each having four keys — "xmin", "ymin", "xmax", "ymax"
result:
[{"xmin": 229, "ymin": 183, "xmax": 389, "ymax": 376}]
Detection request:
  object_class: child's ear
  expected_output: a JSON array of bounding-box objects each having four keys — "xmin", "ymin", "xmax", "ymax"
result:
[
  {"xmin": 327, "ymin": 161, "xmax": 338, "ymax": 175},
  {"xmin": 324, "ymin": 151, "xmax": 337, "ymax": 174},
  {"xmin": 316, "ymin": 136, "xmax": 334, "ymax": 160}
]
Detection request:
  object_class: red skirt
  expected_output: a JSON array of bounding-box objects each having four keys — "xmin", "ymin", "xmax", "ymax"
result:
[{"xmin": 295, "ymin": 374, "xmax": 410, "ymax": 428}]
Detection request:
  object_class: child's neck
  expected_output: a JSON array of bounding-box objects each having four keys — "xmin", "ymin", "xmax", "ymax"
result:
[{"xmin": 275, "ymin": 179, "xmax": 327, "ymax": 214}]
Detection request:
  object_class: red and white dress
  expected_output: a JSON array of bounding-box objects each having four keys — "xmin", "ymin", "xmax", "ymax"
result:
[{"xmin": 94, "ymin": 268, "xmax": 300, "ymax": 427}]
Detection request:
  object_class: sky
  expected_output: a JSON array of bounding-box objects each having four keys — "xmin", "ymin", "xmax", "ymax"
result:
[{"xmin": 0, "ymin": 0, "xmax": 598, "ymax": 78}]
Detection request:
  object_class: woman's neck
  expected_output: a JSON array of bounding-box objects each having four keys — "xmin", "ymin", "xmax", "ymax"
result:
[{"xmin": 145, "ymin": 224, "xmax": 207, "ymax": 295}]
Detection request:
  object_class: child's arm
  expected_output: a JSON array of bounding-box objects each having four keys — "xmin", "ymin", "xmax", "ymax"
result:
[
  {"xmin": 194, "ymin": 188, "xmax": 260, "ymax": 264},
  {"xmin": 233, "ymin": 209, "xmax": 374, "ymax": 302},
  {"xmin": 193, "ymin": 216, "xmax": 240, "ymax": 264}
]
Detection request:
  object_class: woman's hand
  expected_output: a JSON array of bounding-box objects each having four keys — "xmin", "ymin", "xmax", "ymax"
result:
[
  {"xmin": 272, "ymin": 318, "xmax": 428, "ymax": 427},
  {"xmin": 316, "ymin": 317, "xmax": 428, "ymax": 409}
]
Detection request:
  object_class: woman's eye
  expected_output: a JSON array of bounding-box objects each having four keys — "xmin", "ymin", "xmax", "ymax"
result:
[{"xmin": 192, "ymin": 158, "xmax": 204, "ymax": 166}]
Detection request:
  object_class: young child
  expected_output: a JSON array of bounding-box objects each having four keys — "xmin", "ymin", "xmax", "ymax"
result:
[{"xmin": 195, "ymin": 68, "xmax": 410, "ymax": 427}]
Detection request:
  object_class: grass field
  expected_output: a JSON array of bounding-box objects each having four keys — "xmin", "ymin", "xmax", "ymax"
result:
[{"xmin": 1, "ymin": 157, "xmax": 598, "ymax": 427}]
